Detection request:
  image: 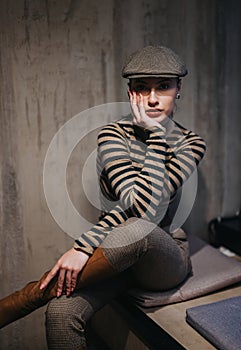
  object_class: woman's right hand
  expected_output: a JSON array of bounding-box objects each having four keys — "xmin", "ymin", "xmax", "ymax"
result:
[
  {"xmin": 129, "ymin": 90, "xmax": 166, "ymax": 129},
  {"xmin": 40, "ymin": 248, "xmax": 89, "ymax": 297}
]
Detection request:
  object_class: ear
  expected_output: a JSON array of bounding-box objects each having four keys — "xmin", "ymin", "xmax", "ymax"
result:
[{"xmin": 177, "ymin": 79, "xmax": 182, "ymax": 92}]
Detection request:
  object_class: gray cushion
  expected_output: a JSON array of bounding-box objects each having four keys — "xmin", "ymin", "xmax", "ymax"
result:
[
  {"xmin": 127, "ymin": 235, "xmax": 241, "ymax": 307},
  {"xmin": 186, "ymin": 296, "xmax": 241, "ymax": 350}
]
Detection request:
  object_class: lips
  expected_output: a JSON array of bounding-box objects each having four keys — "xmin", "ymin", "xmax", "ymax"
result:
[{"xmin": 146, "ymin": 109, "xmax": 163, "ymax": 117}]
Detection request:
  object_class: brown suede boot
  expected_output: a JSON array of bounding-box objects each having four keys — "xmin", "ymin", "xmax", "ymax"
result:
[
  {"xmin": 76, "ymin": 246, "xmax": 115, "ymax": 289},
  {"xmin": 0, "ymin": 270, "xmax": 58, "ymax": 329},
  {"xmin": 0, "ymin": 247, "xmax": 116, "ymax": 329}
]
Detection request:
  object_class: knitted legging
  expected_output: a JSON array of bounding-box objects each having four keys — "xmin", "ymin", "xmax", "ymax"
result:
[{"xmin": 45, "ymin": 218, "xmax": 190, "ymax": 350}]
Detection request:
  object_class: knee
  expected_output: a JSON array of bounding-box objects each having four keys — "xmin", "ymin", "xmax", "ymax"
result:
[
  {"xmin": 46, "ymin": 296, "xmax": 71, "ymax": 321},
  {"xmin": 45, "ymin": 295, "xmax": 93, "ymax": 330},
  {"xmin": 46, "ymin": 296, "xmax": 77, "ymax": 331},
  {"xmin": 45, "ymin": 295, "xmax": 93, "ymax": 349}
]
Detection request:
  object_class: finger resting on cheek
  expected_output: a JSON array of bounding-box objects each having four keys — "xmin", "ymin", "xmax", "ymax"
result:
[{"xmin": 139, "ymin": 97, "xmax": 143, "ymax": 106}]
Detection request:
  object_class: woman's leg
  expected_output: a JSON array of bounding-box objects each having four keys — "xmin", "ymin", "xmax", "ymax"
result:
[
  {"xmin": 0, "ymin": 218, "xmax": 190, "ymax": 329},
  {"xmin": 46, "ymin": 272, "xmax": 131, "ymax": 350},
  {"xmin": 0, "ymin": 247, "xmax": 118, "ymax": 329},
  {"xmin": 0, "ymin": 217, "xmax": 147, "ymax": 329},
  {"xmin": 130, "ymin": 226, "xmax": 191, "ymax": 290},
  {"xmin": 101, "ymin": 218, "xmax": 191, "ymax": 291},
  {"xmin": 45, "ymin": 219, "xmax": 191, "ymax": 349}
]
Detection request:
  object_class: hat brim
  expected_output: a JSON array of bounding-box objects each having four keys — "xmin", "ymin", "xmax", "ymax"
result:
[{"xmin": 123, "ymin": 73, "xmax": 185, "ymax": 79}]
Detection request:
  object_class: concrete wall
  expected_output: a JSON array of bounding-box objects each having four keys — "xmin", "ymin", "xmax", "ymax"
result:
[{"xmin": 0, "ymin": 0, "xmax": 240, "ymax": 348}]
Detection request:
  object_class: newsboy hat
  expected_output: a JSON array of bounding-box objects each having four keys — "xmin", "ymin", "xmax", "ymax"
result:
[{"xmin": 122, "ymin": 45, "xmax": 187, "ymax": 79}]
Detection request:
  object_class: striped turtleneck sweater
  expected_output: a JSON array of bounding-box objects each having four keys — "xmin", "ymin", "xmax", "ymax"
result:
[{"xmin": 74, "ymin": 115, "xmax": 206, "ymax": 255}]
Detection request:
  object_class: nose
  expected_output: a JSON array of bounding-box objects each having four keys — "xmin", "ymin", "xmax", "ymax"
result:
[{"xmin": 148, "ymin": 89, "xmax": 159, "ymax": 106}]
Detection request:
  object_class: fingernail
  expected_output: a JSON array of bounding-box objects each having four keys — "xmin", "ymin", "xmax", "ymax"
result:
[{"xmin": 40, "ymin": 284, "xmax": 44, "ymax": 290}]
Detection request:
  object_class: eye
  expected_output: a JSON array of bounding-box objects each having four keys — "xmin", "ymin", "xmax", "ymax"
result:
[
  {"xmin": 133, "ymin": 85, "xmax": 149, "ymax": 93},
  {"xmin": 157, "ymin": 83, "xmax": 171, "ymax": 90}
]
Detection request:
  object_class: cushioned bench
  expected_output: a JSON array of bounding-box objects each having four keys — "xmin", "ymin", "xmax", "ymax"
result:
[
  {"xmin": 91, "ymin": 235, "xmax": 241, "ymax": 349},
  {"xmin": 127, "ymin": 234, "xmax": 241, "ymax": 307},
  {"xmin": 186, "ymin": 296, "xmax": 241, "ymax": 350}
]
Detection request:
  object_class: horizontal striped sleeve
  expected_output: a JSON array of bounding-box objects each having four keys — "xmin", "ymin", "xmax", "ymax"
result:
[
  {"xmin": 74, "ymin": 123, "xmax": 168, "ymax": 253},
  {"xmin": 73, "ymin": 205, "xmax": 129, "ymax": 254},
  {"xmin": 162, "ymin": 127, "xmax": 206, "ymax": 198},
  {"xmin": 97, "ymin": 124, "xmax": 167, "ymax": 218},
  {"xmin": 74, "ymin": 119, "xmax": 206, "ymax": 254}
]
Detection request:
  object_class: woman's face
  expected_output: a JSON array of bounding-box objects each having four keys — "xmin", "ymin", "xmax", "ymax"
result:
[{"xmin": 129, "ymin": 77, "xmax": 181, "ymax": 122}]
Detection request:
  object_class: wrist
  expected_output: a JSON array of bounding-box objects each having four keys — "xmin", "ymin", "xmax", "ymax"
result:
[{"xmin": 73, "ymin": 245, "xmax": 93, "ymax": 257}]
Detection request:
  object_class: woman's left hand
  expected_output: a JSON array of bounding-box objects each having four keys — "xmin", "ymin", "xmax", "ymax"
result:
[
  {"xmin": 40, "ymin": 248, "xmax": 89, "ymax": 297},
  {"xmin": 129, "ymin": 90, "xmax": 167, "ymax": 129}
]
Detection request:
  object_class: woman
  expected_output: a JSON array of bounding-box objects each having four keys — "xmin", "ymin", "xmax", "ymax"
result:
[{"xmin": 0, "ymin": 46, "xmax": 206, "ymax": 349}]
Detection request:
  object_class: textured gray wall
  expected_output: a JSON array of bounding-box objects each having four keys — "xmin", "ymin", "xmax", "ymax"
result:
[{"xmin": 0, "ymin": 0, "xmax": 240, "ymax": 349}]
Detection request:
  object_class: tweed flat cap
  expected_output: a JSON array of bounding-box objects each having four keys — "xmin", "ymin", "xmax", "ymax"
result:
[{"xmin": 122, "ymin": 45, "xmax": 187, "ymax": 79}]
